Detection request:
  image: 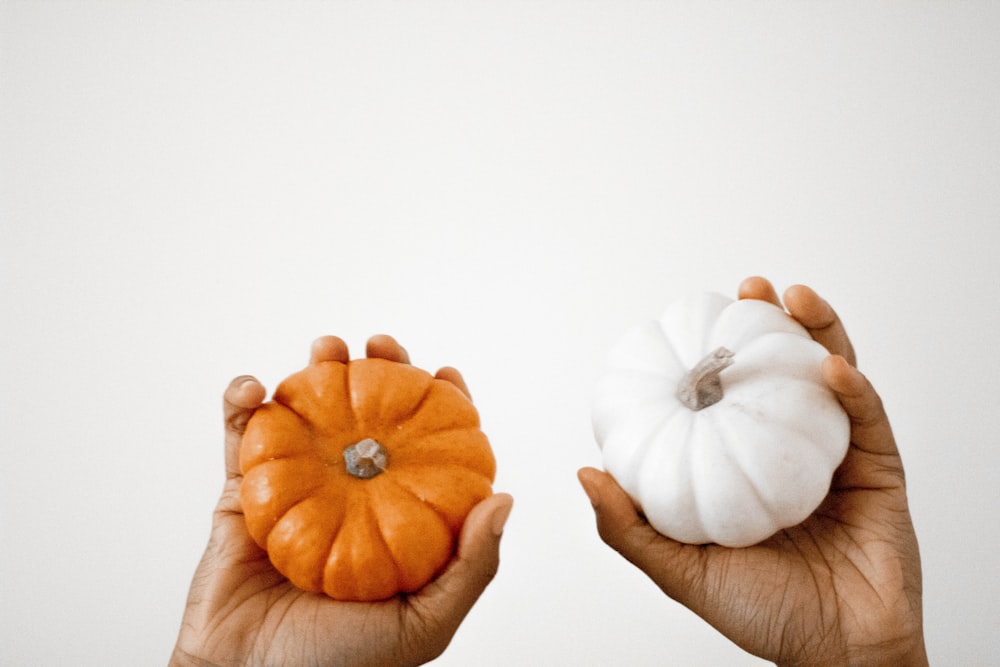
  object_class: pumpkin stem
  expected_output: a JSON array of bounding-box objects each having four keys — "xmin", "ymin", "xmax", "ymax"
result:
[
  {"xmin": 343, "ymin": 438, "xmax": 388, "ymax": 479},
  {"xmin": 677, "ymin": 346, "xmax": 735, "ymax": 411}
]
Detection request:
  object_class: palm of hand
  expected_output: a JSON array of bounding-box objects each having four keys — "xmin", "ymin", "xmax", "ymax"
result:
[
  {"xmin": 174, "ymin": 335, "xmax": 511, "ymax": 667},
  {"xmin": 177, "ymin": 478, "xmax": 446, "ymax": 667},
  {"xmin": 688, "ymin": 443, "xmax": 923, "ymax": 665}
]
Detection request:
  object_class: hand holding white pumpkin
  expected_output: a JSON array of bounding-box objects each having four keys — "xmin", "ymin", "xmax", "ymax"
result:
[{"xmin": 580, "ymin": 278, "xmax": 927, "ymax": 667}]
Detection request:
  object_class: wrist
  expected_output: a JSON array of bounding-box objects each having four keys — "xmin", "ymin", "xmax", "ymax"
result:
[
  {"xmin": 169, "ymin": 645, "xmax": 223, "ymax": 667},
  {"xmin": 850, "ymin": 634, "xmax": 929, "ymax": 667},
  {"xmin": 894, "ymin": 638, "xmax": 929, "ymax": 667},
  {"xmin": 776, "ymin": 637, "xmax": 929, "ymax": 667}
]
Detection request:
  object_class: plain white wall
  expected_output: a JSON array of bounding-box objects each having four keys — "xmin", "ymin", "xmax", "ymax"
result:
[{"xmin": 2, "ymin": 2, "xmax": 998, "ymax": 665}]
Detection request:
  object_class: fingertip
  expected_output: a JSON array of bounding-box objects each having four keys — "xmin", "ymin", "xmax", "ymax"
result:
[
  {"xmin": 738, "ymin": 275, "xmax": 770, "ymax": 292},
  {"xmin": 487, "ymin": 493, "xmax": 514, "ymax": 537},
  {"xmin": 227, "ymin": 375, "xmax": 266, "ymax": 408},
  {"xmin": 737, "ymin": 276, "xmax": 781, "ymax": 306},
  {"xmin": 784, "ymin": 283, "xmax": 817, "ymax": 299},
  {"xmin": 310, "ymin": 335, "xmax": 349, "ymax": 364},
  {"xmin": 436, "ymin": 366, "xmax": 471, "ymax": 399},
  {"xmin": 577, "ymin": 467, "xmax": 604, "ymax": 508},
  {"xmin": 241, "ymin": 378, "xmax": 267, "ymax": 406},
  {"xmin": 366, "ymin": 334, "xmax": 410, "ymax": 363},
  {"xmin": 463, "ymin": 492, "xmax": 513, "ymax": 538},
  {"xmin": 822, "ymin": 354, "xmax": 862, "ymax": 395},
  {"xmin": 783, "ymin": 284, "xmax": 834, "ymax": 327}
]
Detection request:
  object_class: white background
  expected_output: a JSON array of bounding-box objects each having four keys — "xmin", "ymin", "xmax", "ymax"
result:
[{"xmin": 2, "ymin": 2, "xmax": 999, "ymax": 665}]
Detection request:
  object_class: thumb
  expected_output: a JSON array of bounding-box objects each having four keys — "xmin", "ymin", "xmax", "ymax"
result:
[
  {"xmin": 577, "ymin": 467, "xmax": 706, "ymax": 605},
  {"xmin": 414, "ymin": 493, "xmax": 513, "ymax": 629},
  {"xmin": 223, "ymin": 375, "xmax": 266, "ymax": 480},
  {"xmin": 577, "ymin": 467, "xmax": 663, "ymax": 566}
]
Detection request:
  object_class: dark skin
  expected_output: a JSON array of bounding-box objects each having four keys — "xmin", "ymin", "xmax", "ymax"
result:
[
  {"xmin": 174, "ymin": 280, "xmax": 926, "ymax": 665},
  {"xmin": 172, "ymin": 335, "xmax": 514, "ymax": 667},
  {"xmin": 578, "ymin": 277, "xmax": 928, "ymax": 666}
]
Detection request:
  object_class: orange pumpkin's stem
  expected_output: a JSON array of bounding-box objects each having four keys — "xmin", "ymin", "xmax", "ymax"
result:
[
  {"xmin": 677, "ymin": 346, "xmax": 735, "ymax": 411},
  {"xmin": 343, "ymin": 438, "xmax": 388, "ymax": 479}
]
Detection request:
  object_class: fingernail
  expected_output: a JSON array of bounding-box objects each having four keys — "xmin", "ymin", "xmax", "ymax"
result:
[
  {"xmin": 491, "ymin": 497, "xmax": 513, "ymax": 536},
  {"xmin": 236, "ymin": 377, "xmax": 266, "ymax": 405}
]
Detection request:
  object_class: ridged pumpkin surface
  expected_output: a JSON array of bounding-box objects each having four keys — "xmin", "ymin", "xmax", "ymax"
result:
[
  {"xmin": 240, "ymin": 357, "xmax": 495, "ymax": 601},
  {"xmin": 592, "ymin": 293, "xmax": 850, "ymax": 547}
]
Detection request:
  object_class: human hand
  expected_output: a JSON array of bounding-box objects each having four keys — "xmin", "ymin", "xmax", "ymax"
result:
[
  {"xmin": 579, "ymin": 278, "xmax": 927, "ymax": 666},
  {"xmin": 172, "ymin": 335, "xmax": 513, "ymax": 667}
]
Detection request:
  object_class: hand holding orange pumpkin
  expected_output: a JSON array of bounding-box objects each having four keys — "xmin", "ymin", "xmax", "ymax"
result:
[{"xmin": 172, "ymin": 335, "xmax": 512, "ymax": 667}]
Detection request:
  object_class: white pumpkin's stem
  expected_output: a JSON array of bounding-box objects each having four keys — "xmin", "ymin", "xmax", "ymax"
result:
[
  {"xmin": 343, "ymin": 438, "xmax": 388, "ymax": 479},
  {"xmin": 677, "ymin": 347, "xmax": 735, "ymax": 411}
]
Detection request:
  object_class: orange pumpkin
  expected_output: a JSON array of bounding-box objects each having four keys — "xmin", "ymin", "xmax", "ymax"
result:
[{"xmin": 239, "ymin": 356, "xmax": 496, "ymax": 601}]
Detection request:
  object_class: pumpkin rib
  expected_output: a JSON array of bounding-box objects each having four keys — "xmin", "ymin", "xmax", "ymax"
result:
[
  {"xmin": 633, "ymin": 412, "xmax": 702, "ymax": 540},
  {"xmin": 266, "ymin": 487, "xmax": 342, "ymax": 549},
  {"xmin": 724, "ymin": 333, "xmax": 825, "ymax": 390},
  {"xmin": 604, "ymin": 319, "xmax": 687, "ymax": 378},
  {"xmin": 241, "ymin": 354, "xmax": 495, "ymax": 600},
  {"xmin": 323, "ymin": 492, "xmax": 402, "ymax": 600},
  {"xmin": 384, "ymin": 427, "xmax": 495, "ymax": 480},
  {"xmin": 347, "ymin": 360, "xmax": 436, "ymax": 435},
  {"xmin": 389, "ymin": 381, "xmax": 483, "ymax": 447},
  {"xmin": 362, "ymin": 492, "xmax": 404, "ymax": 589},
  {"xmin": 241, "ymin": 456, "xmax": 334, "ymax": 546},
  {"xmin": 322, "ymin": 493, "xmax": 401, "ymax": 600},
  {"xmin": 720, "ymin": 397, "xmax": 844, "ymax": 521},
  {"xmin": 387, "ymin": 464, "xmax": 494, "ymax": 533},
  {"xmin": 267, "ymin": 493, "xmax": 345, "ymax": 592},
  {"xmin": 678, "ymin": 418, "xmax": 718, "ymax": 543},
  {"xmin": 725, "ymin": 375, "xmax": 847, "ymax": 465},
  {"xmin": 386, "ymin": 375, "xmax": 437, "ymax": 429},
  {"xmin": 710, "ymin": 367, "xmax": 847, "ymax": 541},
  {"xmin": 592, "ymin": 368, "xmax": 672, "ymax": 449},
  {"xmin": 624, "ymin": 404, "xmax": 687, "ymax": 499},
  {"xmin": 709, "ymin": 299, "xmax": 810, "ymax": 355},
  {"xmin": 659, "ymin": 291, "xmax": 731, "ymax": 369},
  {"xmin": 364, "ymin": 497, "xmax": 406, "ymax": 596},
  {"xmin": 704, "ymin": 412, "xmax": 784, "ymax": 541},
  {"xmin": 381, "ymin": 476, "xmax": 457, "ymax": 535},
  {"xmin": 273, "ymin": 362, "xmax": 356, "ymax": 438},
  {"xmin": 368, "ymin": 479, "xmax": 453, "ymax": 593},
  {"xmin": 240, "ymin": 403, "xmax": 316, "ymax": 472}
]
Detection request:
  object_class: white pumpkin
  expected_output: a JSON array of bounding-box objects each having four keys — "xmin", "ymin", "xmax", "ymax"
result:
[{"xmin": 592, "ymin": 292, "xmax": 850, "ymax": 547}]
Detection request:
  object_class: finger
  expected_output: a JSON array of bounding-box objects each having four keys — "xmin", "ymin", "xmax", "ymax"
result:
[
  {"xmin": 310, "ymin": 336, "xmax": 349, "ymax": 364},
  {"xmin": 435, "ymin": 366, "xmax": 472, "ymax": 399},
  {"xmin": 783, "ymin": 284, "xmax": 857, "ymax": 365},
  {"xmin": 823, "ymin": 355, "xmax": 898, "ymax": 458},
  {"xmin": 737, "ymin": 276, "xmax": 781, "ymax": 307},
  {"xmin": 577, "ymin": 468, "xmax": 706, "ymax": 605},
  {"xmin": 577, "ymin": 467, "xmax": 665, "ymax": 565},
  {"xmin": 223, "ymin": 375, "xmax": 266, "ymax": 479},
  {"xmin": 366, "ymin": 334, "xmax": 410, "ymax": 364},
  {"xmin": 414, "ymin": 493, "xmax": 513, "ymax": 632}
]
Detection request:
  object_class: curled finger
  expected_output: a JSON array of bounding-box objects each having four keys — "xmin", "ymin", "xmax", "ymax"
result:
[
  {"xmin": 783, "ymin": 285, "xmax": 857, "ymax": 365},
  {"xmin": 366, "ymin": 334, "xmax": 411, "ymax": 364},
  {"xmin": 223, "ymin": 375, "xmax": 266, "ymax": 479}
]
